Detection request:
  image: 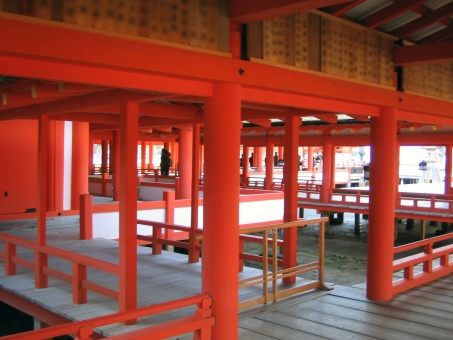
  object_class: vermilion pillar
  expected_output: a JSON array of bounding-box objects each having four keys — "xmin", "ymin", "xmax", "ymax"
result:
[
  {"xmin": 71, "ymin": 122, "xmax": 89, "ymax": 210},
  {"xmin": 367, "ymin": 107, "xmax": 397, "ymax": 301},
  {"xmin": 36, "ymin": 114, "xmax": 49, "ymax": 288},
  {"xmin": 283, "ymin": 115, "xmax": 299, "ymax": 284},
  {"xmin": 119, "ymin": 102, "xmax": 138, "ymax": 319},
  {"xmin": 256, "ymin": 147, "xmax": 263, "ymax": 172},
  {"xmin": 445, "ymin": 145, "xmax": 452, "ymax": 195},
  {"xmin": 179, "ymin": 128, "xmax": 193, "ymax": 199},
  {"xmin": 88, "ymin": 138, "xmax": 94, "ymax": 175},
  {"xmin": 112, "ymin": 130, "xmax": 120, "ymax": 201},
  {"xmin": 203, "ymin": 83, "xmax": 241, "ymax": 339},
  {"xmin": 189, "ymin": 123, "xmax": 201, "ymax": 263},
  {"xmin": 321, "ymin": 137, "xmax": 332, "ymax": 203},
  {"xmin": 141, "ymin": 141, "xmax": 147, "ymax": 172},
  {"xmin": 101, "ymin": 139, "xmax": 109, "ymax": 173},
  {"xmin": 242, "ymin": 146, "xmax": 250, "ymax": 187},
  {"xmin": 278, "ymin": 146, "xmax": 283, "ymax": 160},
  {"xmin": 47, "ymin": 120, "xmax": 64, "ymax": 212},
  {"xmin": 308, "ymin": 146, "xmax": 314, "ymax": 170},
  {"xmin": 265, "ymin": 140, "xmax": 274, "ymax": 190},
  {"xmin": 148, "ymin": 142, "xmax": 154, "ymax": 169}
]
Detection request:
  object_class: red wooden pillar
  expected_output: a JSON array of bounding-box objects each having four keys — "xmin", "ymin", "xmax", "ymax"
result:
[
  {"xmin": 283, "ymin": 115, "xmax": 299, "ymax": 284},
  {"xmin": 265, "ymin": 140, "xmax": 274, "ymax": 190},
  {"xmin": 278, "ymin": 146, "xmax": 283, "ymax": 160},
  {"xmin": 189, "ymin": 123, "xmax": 201, "ymax": 263},
  {"xmin": 148, "ymin": 142, "xmax": 154, "ymax": 169},
  {"xmin": 179, "ymin": 128, "xmax": 193, "ymax": 199},
  {"xmin": 88, "ymin": 138, "xmax": 94, "ymax": 175},
  {"xmin": 112, "ymin": 130, "xmax": 120, "ymax": 201},
  {"xmin": 101, "ymin": 139, "xmax": 109, "ymax": 173},
  {"xmin": 36, "ymin": 114, "xmax": 49, "ymax": 289},
  {"xmin": 321, "ymin": 137, "xmax": 332, "ymax": 203},
  {"xmin": 308, "ymin": 146, "xmax": 314, "ymax": 171},
  {"xmin": 229, "ymin": 23, "xmax": 241, "ymax": 59},
  {"xmin": 119, "ymin": 102, "xmax": 138, "ymax": 320},
  {"xmin": 445, "ymin": 144, "xmax": 452, "ymax": 195},
  {"xmin": 256, "ymin": 147, "xmax": 263, "ymax": 172},
  {"xmin": 203, "ymin": 83, "xmax": 241, "ymax": 339},
  {"xmin": 80, "ymin": 194, "xmax": 93, "ymax": 240},
  {"xmin": 71, "ymin": 122, "xmax": 89, "ymax": 210},
  {"xmin": 47, "ymin": 120, "xmax": 64, "ymax": 212},
  {"xmin": 367, "ymin": 107, "xmax": 397, "ymax": 301},
  {"xmin": 242, "ymin": 146, "xmax": 250, "ymax": 187},
  {"xmin": 140, "ymin": 141, "xmax": 146, "ymax": 173}
]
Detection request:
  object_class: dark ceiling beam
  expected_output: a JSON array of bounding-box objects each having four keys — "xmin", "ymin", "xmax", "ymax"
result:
[
  {"xmin": 394, "ymin": 40, "xmax": 453, "ymax": 66},
  {"xmin": 416, "ymin": 24, "xmax": 453, "ymax": 44},
  {"xmin": 230, "ymin": 0, "xmax": 354, "ymax": 23},
  {"xmin": 390, "ymin": 2, "xmax": 453, "ymax": 39},
  {"xmin": 322, "ymin": 0, "xmax": 365, "ymax": 17},
  {"xmin": 359, "ymin": 0, "xmax": 427, "ymax": 29}
]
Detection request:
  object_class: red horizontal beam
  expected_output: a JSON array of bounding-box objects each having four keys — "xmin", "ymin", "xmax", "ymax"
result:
[
  {"xmin": 394, "ymin": 40, "xmax": 453, "ymax": 66},
  {"xmin": 359, "ymin": 0, "xmax": 427, "ymax": 29},
  {"xmin": 390, "ymin": 2, "xmax": 453, "ymax": 39},
  {"xmin": 230, "ymin": 0, "xmax": 353, "ymax": 23}
]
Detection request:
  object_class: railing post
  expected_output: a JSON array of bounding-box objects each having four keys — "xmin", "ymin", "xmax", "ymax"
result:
[
  {"xmin": 5, "ymin": 242, "xmax": 17, "ymax": 276},
  {"xmin": 72, "ymin": 263, "xmax": 88, "ymax": 304},
  {"xmin": 238, "ymin": 237, "xmax": 244, "ymax": 272},
  {"xmin": 194, "ymin": 296, "xmax": 213, "ymax": 340},
  {"xmin": 75, "ymin": 325, "xmax": 93, "ymax": 340},
  {"xmin": 80, "ymin": 194, "xmax": 93, "ymax": 240},
  {"xmin": 318, "ymin": 221, "xmax": 325, "ymax": 285},
  {"xmin": 152, "ymin": 225, "xmax": 162, "ymax": 255}
]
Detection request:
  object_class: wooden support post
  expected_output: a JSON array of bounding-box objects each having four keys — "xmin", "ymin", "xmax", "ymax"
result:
[
  {"xmin": 5, "ymin": 242, "xmax": 16, "ymax": 276},
  {"xmin": 321, "ymin": 138, "xmax": 332, "ymax": 203},
  {"xmin": 307, "ymin": 146, "xmax": 314, "ymax": 171},
  {"xmin": 367, "ymin": 107, "xmax": 397, "ymax": 301},
  {"xmin": 179, "ymin": 128, "xmax": 193, "ymax": 199},
  {"xmin": 265, "ymin": 140, "xmax": 274, "ymax": 190},
  {"xmin": 164, "ymin": 190, "xmax": 175, "ymax": 240},
  {"xmin": 242, "ymin": 146, "xmax": 250, "ymax": 187},
  {"xmin": 72, "ymin": 263, "xmax": 87, "ymax": 304},
  {"xmin": 445, "ymin": 144, "xmax": 452, "ymax": 195},
  {"xmin": 36, "ymin": 114, "xmax": 49, "ymax": 289},
  {"xmin": 101, "ymin": 139, "xmax": 109, "ymax": 173},
  {"xmin": 354, "ymin": 213, "xmax": 360, "ymax": 235},
  {"xmin": 256, "ymin": 146, "xmax": 263, "ymax": 172},
  {"xmin": 112, "ymin": 130, "xmax": 120, "ymax": 201},
  {"xmin": 229, "ymin": 22, "xmax": 242, "ymax": 59},
  {"xmin": 119, "ymin": 102, "xmax": 138, "ymax": 322},
  {"xmin": 283, "ymin": 114, "xmax": 299, "ymax": 284},
  {"xmin": 101, "ymin": 172, "xmax": 108, "ymax": 196},
  {"xmin": 189, "ymin": 123, "xmax": 201, "ymax": 263},
  {"xmin": 420, "ymin": 220, "xmax": 426, "ymax": 240},
  {"xmin": 203, "ymin": 83, "xmax": 241, "ymax": 339},
  {"xmin": 79, "ymin": 194, "xmax": 93, "ymax": 240},
  {"xmin": 71, "ymin": 122, "xmax": 89, "ymax": 210}
]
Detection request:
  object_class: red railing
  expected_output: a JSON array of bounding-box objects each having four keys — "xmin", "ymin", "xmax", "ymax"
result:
[
  {"xmin": 392, "ymin": 232, "xmax": 453, "ymax": 294},
  {"xmin": 0, "ymin": 232, "xmax": 119, "ymax": 304},
  {"xmin": 0, "ymin": 293, "xmax": 214, "ymax": 340}
]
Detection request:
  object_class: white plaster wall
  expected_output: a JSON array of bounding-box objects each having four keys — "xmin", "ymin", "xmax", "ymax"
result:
[
  {"xmin": 239, "ymin": 199, "xmax": 284, "ymax": 224},
  {"xmin": 139, "ymin": 186, "xmax": 174, "ymax": 201}
]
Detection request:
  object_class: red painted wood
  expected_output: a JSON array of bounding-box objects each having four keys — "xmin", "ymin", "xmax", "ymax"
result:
[
  {"xmin": 367, "ymin": 107, "xmax": 397, "ymax": 301},
  {"xmin": 71, "ymin": 122, "xmax": 89, "ymax": 210},
  {"xmin": 118, "ymin": 102, "xmax": 138, "ymax": 321},
  {"xmin": 203, "ymin": 83, "xmax": 241, "ymax": 339}
]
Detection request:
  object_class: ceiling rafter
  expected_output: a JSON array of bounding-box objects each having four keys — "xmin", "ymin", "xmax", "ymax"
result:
[
  {"xmin": 359, "ymin": 0, "xmax": 427, "ymax": 29},
  {"xmin": 322, "ymin": 0, "xmax": 366, "ymax": 17},
  {"xmin": 416, "ymin": 24, "xmax": 453, "ymax": 44},
  {"xmin": 230, "ymin": 0, "xmax": 354, "ymax": 23},
  {"xmin": 390, "ymin": 1, "xmax": 453, "ymax": 39}
]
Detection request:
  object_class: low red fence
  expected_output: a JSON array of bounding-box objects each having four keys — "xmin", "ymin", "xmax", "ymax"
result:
[
  {"xmin": 0, "ymin": 293, "xmax": 214, "ymax": 340},
  {"xmin": 393, "ymin": 232, "xmax": 453, "ymax": 294},
  {"xmin": 0, "ymin": 232, "xmax": 119, "ymax": 303}
]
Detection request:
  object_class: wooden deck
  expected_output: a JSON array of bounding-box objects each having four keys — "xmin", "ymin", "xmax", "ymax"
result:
[{"xmin": 2, "ymin": 224, "xmax": 453, "ymax": 339}]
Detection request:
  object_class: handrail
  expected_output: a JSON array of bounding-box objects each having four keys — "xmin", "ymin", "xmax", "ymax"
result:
[
  {"xmin": 392, "ymin": 231, "xmax": 453, "ymax": 294},
  {"xmin": 0, "ymin": 293, "xmax": 214, "ymax": 340},
  {"xmin": 0, "ymin": 232, "xmax": 119, "ymax": 304},
  {"xmin": 238, "ymin": 217, "xmax": 330, "ymax": 310}
]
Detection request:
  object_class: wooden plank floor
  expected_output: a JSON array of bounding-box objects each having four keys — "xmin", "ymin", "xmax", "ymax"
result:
[
  {"xmin": 0, "ymin": 226, "xmax": 318, "ymax": 338},
  {"xmin": 2, "ymin": 224, "xmax": 453, "ymax": 339}
]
